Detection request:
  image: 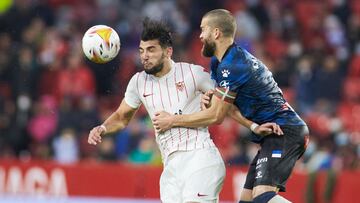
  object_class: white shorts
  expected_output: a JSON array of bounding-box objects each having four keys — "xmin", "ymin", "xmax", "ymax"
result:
[{"xmin": 160, "ymin": 147, "xmax": 225, "ymax": 203}]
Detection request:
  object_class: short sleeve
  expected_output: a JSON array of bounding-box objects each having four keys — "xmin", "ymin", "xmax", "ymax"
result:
[
  {"xmin": 192, "ymin": 64, "xmax": 215, "ymax": 92},
  {"xmin": 124, "ymin": 73, "xmax": 142, "ymax": 109},
  {"xmin": 214, "ymin": 63, "xmax": 251, "ymax": 103}
]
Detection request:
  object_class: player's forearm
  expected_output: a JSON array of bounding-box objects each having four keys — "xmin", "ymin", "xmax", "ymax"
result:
[
  {"xmin": 227, "ymin": 106, "xmax": 253, "ymax": 129},
  {"xmin": 101, "ymin": 112, "xmax": 128, "ymax": 135},
  {"xmin": 172, "ymin": 108, "xmax": 223, "ymax": 128},
  {"xmin": 101, "ymin": 100, "xmax": 138, "ymax": 135}
]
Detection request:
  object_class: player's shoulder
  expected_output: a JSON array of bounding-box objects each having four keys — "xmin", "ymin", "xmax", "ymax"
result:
[
  {"xmin": 131, "ymin": 71, "xmax": 141, "ymax": 79},
  {"xmin": 223, "ymin": 47, "xmax": 253, "ymax": 71},
  {"xmin": 174, "ymin": 61, "xmax": 206, "ymax": 72},
  {"xmin": 129, "ymin": 71, "xmax": 147, "ymax": 82},
  {"xmin": 173, "ymin": 61, "xmax": 198, "ymax": 68},
  {"xmin": 226, "ymin": 46, "xmax": 248, "ymax": 63}
]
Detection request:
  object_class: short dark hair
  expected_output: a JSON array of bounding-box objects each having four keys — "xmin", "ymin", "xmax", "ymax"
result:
[
  {"xmin": 141, "ymin": 18, "xmax": 172, "ymax": 48},
  {"xmin": 203, "ymin": 9, "xmax": 236, "ymax": 38}
]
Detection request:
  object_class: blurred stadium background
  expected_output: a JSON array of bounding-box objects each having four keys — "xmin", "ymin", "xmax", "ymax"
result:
[{"xmin": 0, "ymin": 0, "xmax": 359, "ymax": 202}]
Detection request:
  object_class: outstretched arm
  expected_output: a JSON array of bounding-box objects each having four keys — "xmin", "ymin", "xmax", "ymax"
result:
[
  {"xmin": 202, "ymin": 90, "xmax": 283, "ymax": 136},
  {"xmin": 153, "ymin": 89, "xmax": 233, "ymax": 132},
  {"xmin": 154, "ymin": 89, "xmax": 283, "ymax": 135},
  {"xmin": 227, "ymin": 105, "xmax": 283, "ymax": 136},
  {"xmin": 88, "ymin": 99, "xmax": 138, "ymax": 145}
]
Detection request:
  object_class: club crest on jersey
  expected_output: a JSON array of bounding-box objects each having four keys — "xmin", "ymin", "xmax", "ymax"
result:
[
  {"xmin": 222, "ymin": 69, "xmax": 230, "ymax": 77},
  {"xmin": 219, "ymin": 80, "xmax": 229, "ymax": 87},
  {"xmin": 175, "ymin": 81, "xmax": 185, "ymax": 91}
]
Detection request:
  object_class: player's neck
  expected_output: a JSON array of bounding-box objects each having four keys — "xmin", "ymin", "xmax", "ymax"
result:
[
  {"xmin": 153, "ymin": 59, "xmax": 171, "ymax": 78},
  {"xmin": 215, "ymin": 38, "xmax": 234, "ymax": 62}
]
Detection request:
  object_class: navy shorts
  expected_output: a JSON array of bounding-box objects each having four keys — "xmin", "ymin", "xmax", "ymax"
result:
[{"xmin": 244, "ymin": 125, "xmax": 309, "ymax": 192}]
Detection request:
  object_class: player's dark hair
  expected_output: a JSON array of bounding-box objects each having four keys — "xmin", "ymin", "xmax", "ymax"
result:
[
  {"xmin": 141, "ymin": 18, "xmax": 172, "ymax": 48},
  {"xmin": 203, "ymin": 9, "xmax": 237, "ymax": 38}
]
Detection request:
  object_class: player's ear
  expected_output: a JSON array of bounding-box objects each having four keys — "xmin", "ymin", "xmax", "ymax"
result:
[
  {"xmin": 213, "ymin": 28, "xmax": 221, "ymax": 40},
  {"xmin": 165, "ymin": 46, "xmax": 173, "ymax": 58}
]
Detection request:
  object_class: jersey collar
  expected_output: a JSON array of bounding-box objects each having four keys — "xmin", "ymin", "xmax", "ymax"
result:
[
  {"xmin": 221, "ymin": 43, "xmax": 236, "ymax": 62},
  {"xmin": 148, "ymin": 60, "xmax": 176, "ymax": 81}
]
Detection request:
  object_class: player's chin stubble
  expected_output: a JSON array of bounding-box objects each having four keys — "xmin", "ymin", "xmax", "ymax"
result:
[
  {"xmin": 144, "ymin": 53, "xmax": 166, "ymax": 75},
  {"xmin": 145, "ymin": 61, "xmax": 164, "ymax": 75},
  {"xmin": 202, "ymin": 40, "xmax": 216, "ymax": 57}
]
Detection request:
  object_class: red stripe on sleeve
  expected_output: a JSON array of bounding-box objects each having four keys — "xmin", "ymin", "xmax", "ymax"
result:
[
  {"xmin": 180, "ymin": 63, "xmax": 188, "ymax": 98},
  {"xmin": 174, "ymin": 65, "xmax": 180, "ymax": 102},
  {"xmin": 170, "ymin": 128, "xmax": 174, "ymax": 146},
  {"xmin": 189, "ymin": 64, "xmax": 196, "ymax": 95},
  {"xmin": 143, "ymin": 74, "xmax": 149, "ymax": 106},
  {"xmin": 195, "ymin": 129, "xmax": 198, "ymax": 148},
  {"xmin": 151, "ymin": 80, "xmax": 155, "ymax": 109},
  {"xmin": 166, "ymin": 78, "xmax": 172, "ymax": 107},
  {"xmin": 136, "ymin": 73, "xmax": 140, "ymax": 95},
  {"xmin": 185, "ymin": 128, "xmax": 189, "ymax": 150},
  {"xmin": 158, "ymin": 81, "xmax": 165, "ymax": 109}
]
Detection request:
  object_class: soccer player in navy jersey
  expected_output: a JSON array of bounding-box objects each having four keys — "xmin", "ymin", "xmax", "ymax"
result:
[{"xmin": 153, "ymin": 9, "xmax": 309, "ymax": 203}]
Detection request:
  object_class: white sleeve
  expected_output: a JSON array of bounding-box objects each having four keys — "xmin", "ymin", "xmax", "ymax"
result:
[
  {"xmin": 124, "ymin": 73, "xmax": 142, "ymax": 109},
  {"xmin": 192, "ymin": 64, "xmax": 215, "ymax": 92}
]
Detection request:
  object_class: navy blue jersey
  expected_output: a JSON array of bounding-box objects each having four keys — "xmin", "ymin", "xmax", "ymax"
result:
[{"xmin": 211, "ymin": 44, "xmax": 306, "ymax": 142}]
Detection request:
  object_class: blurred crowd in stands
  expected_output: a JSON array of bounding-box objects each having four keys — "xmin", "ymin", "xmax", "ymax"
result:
[{"xmin": 0, "ymin": 0, "xmax": 359, "ymax": 172}]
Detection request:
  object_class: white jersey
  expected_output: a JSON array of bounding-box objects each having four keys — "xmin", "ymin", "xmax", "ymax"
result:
[{"xmin": 124, "ymin": 60, "xmax": 216, "ymax": 162}]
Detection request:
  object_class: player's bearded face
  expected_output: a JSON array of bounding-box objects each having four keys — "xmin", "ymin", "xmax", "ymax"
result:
[
  {"xmin": 143, "ymin": 52, "xmax": 165, "ymax": 75},
  {"xmin": 202, "ymin": 39, "xmax": 216, "ymax": 57},
  {"xmin": 140, "ymin": 40, "xmax": 167, "ymax": 75},
  {"xmin": 200, "ymin": 18, "xmax": 216, "ymax": 57}
]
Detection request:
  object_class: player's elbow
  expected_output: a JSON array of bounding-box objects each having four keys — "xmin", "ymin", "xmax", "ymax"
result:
[
  {"xmin": 206, "ymin": 106, "xmax": 226, "ymax": 125},
  {"xmin": 213, "ymin": 112, "xmax": 225, "ymax": 125},
  {"xmin": 214, "ymin": 117, "xmax": 225, "ymax": 125},
  {"xmin": 113, "ymin": 113, "xmax": 129, "ymax": 131}
]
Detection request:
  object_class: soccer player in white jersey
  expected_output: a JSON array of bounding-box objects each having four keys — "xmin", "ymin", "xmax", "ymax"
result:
[{"xmin": 88, "ymin": 18, "xmax": 282, "ymax": 203}]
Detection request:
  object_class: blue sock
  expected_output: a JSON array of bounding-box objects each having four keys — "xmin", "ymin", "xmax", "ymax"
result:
[
  {"xmin": 253, "ymin": 191, "xmax": 276, "ymax": 203},
  {"xmin": 239, "ymin": 201, "xmax": 253, "ymax": 203}
]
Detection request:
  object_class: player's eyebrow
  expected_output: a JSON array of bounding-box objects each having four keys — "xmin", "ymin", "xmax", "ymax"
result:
[
  {"xmin": 139, "ymin": 45, "xmax": 156, "ymax": 50},
  {"xmin": 146, "ymin": 45, "xmax": 156, "ymax": 50}
]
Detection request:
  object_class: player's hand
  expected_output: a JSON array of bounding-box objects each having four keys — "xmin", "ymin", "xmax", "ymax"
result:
[
  {"xmin": 153, "ymin": 111, "xmax": 174, "ymax": 133},
  {"xmin": 253, "ymin": 122, "xmax": 284, "ymax": 136},
  {"xmin": 88, "ymin": 125, "xmax": 106, "ymax": 145},
  {"xmin": 201, "ymin": 90, "xmax": 214, "ymax": 110}
]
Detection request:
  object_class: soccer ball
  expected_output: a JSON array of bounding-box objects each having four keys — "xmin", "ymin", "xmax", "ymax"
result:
[{"xmin": 82, "ymin": 25, "xmax": 120, "ymax": 64}]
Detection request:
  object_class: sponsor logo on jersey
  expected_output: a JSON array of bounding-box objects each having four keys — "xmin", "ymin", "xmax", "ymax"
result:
[
  {"xmin": 143, "ymin": 93, "xmax": 153, "ymax": 97},
  {"xmin": 256, "ymin": 164, "xmax": 262, "ymax": 169},
  {"xmin": 222, "ymin": 69, "xmax": 230, "ymax": 77},
  {"xmin": 219, "ymin": 80, "xmax": 229, "ymax": 87},
  {"xmin": 255, "ymin": 171, "xmax": 263, "ymax": 179},
  {"xmin": 256, "ymin": 157, "xmax": 268, "ymax": 165},
  {"xmin": 197, "ymin": 193, "xmax": 208, "ymax": 197}
]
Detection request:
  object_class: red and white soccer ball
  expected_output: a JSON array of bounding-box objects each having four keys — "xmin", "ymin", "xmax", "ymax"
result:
[{"xmin": 82, "ymin": 25, "xmax": 120, "ymax": 64}]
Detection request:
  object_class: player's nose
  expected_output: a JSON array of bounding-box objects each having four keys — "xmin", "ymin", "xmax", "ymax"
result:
[{"xmin": 141, "ymin": 53, "xmax": 149, "ymax": 61}]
